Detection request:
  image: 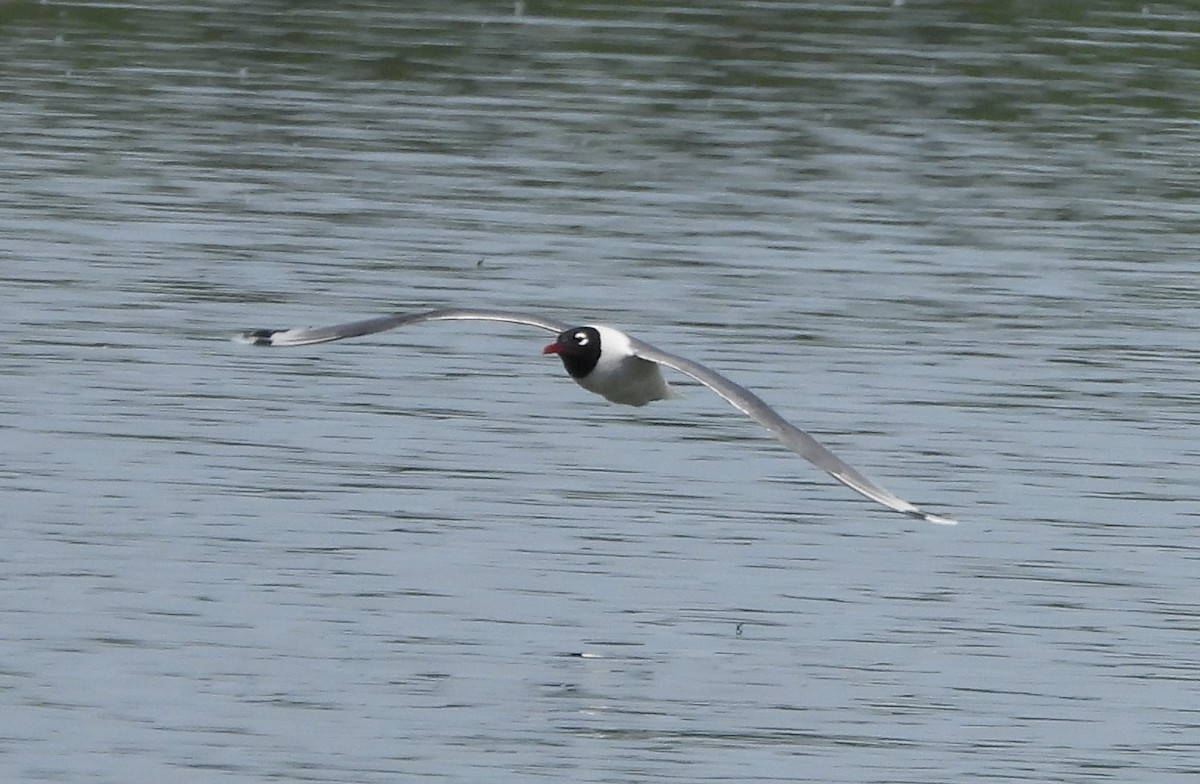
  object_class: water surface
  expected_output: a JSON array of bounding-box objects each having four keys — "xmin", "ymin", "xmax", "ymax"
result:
[{"xmin": 4, "ymin": 2, "xmax": 1200, "ymax": 782}]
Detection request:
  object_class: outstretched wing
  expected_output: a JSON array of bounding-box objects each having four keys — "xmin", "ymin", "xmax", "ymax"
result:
[
  {"xmin": 238, "ymin": 308, "xmax": 570, "ymax": 347},
  {"xmin": 237, "ymin": 309, "xmax": 955, "ymax": 525},
  {"xmin": 627, "ymin": 337, "xmax": 957, "ymax": 525}
]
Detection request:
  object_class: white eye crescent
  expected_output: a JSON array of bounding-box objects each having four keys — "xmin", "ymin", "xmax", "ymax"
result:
[{"xmin": 574, "ymin": 331, "xmax": 589, "ymax": 345}]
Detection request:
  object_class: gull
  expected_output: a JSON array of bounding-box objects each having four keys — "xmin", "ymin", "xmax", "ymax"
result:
[{"xmin": 239, "ymin": 308, "xmax": 957, "ymax": 525}]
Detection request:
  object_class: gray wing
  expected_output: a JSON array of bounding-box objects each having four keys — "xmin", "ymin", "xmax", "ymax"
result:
[
  {"xmin": 627, "ymin": 337, "xmax": 957, "ymax": 526},
  {"xmin": 238, "ymin": 308, "xmax": 570, "ymax": 347}
]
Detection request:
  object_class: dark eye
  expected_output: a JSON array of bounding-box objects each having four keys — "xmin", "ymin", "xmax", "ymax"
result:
[{"xmin": 574, "ymin": 331, "xmax": 589, "ymax": 345}]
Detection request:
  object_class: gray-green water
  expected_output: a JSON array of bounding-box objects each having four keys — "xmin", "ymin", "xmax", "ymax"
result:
[{"xmin": 4, "ymin": 2, "xmax": 1199, "ymax": 781}]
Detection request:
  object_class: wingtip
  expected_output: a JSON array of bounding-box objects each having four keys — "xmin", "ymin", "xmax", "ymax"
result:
[
  {"xmin": 235, "ymin": 329, "xmax": 278, "ymax": 346},
  {"xmin": 921, "ymin": 512, "xmax": 959, "ymax": 526}
]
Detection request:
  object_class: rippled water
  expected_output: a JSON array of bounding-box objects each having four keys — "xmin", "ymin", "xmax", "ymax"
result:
[{"xmin": 4, "ymin": 2, "xmax": 1200, "ymax": 782}]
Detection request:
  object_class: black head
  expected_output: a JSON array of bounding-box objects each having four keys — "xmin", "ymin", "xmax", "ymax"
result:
[{"xmin": 542, "ymin": 326, "xmax": 602, "ymax": 378}]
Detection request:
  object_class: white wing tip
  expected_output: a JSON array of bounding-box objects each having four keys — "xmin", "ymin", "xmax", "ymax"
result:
[
  {"xmin": 235, "ymin": 330, "xmax": 268, "ymax": 346},
  {"xmin": 235, "ymin": 328, "xmax": 311, "ymax": 347},
  {"xmin": 916, "ymin": 511, "xmax": 958, "ymax": 526},
  {"xmin": 235, "ymin": 329, "xmax": 282, "ymax": 346}
]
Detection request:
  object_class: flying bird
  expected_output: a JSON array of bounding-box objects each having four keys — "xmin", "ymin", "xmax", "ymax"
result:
[{"xmin": 238, "ymin": 308, "xmax": 957, "ymax": 525}]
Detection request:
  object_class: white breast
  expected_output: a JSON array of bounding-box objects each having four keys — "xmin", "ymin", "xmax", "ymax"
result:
[{"xmin": 573, "ymin": 325, "xmax": 678, "ymax": 406}]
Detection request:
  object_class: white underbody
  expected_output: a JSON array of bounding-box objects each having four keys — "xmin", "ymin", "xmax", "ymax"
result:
[{"xmin": 573, "ymin": 325, "xmax": 678, "ymax": 406}]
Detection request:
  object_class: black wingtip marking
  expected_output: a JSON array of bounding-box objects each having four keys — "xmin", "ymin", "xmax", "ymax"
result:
[
  {"xmin": 241, "ymin": 329, "xmax": 277, "ymax": 346},
  {"xmin": 905, "ymin": 507, "xmax": 958, "ymax": 526}
]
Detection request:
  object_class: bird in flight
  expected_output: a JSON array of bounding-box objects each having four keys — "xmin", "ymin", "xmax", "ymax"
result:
[{"xmin": 239, "ymin": 308, "xmax": 957, "ymax": 525}]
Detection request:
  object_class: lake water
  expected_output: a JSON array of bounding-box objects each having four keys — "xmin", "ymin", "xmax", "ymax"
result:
[{"xmin": 4, "ymin": 2, "xmax": 1200, "ymax": 782}]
